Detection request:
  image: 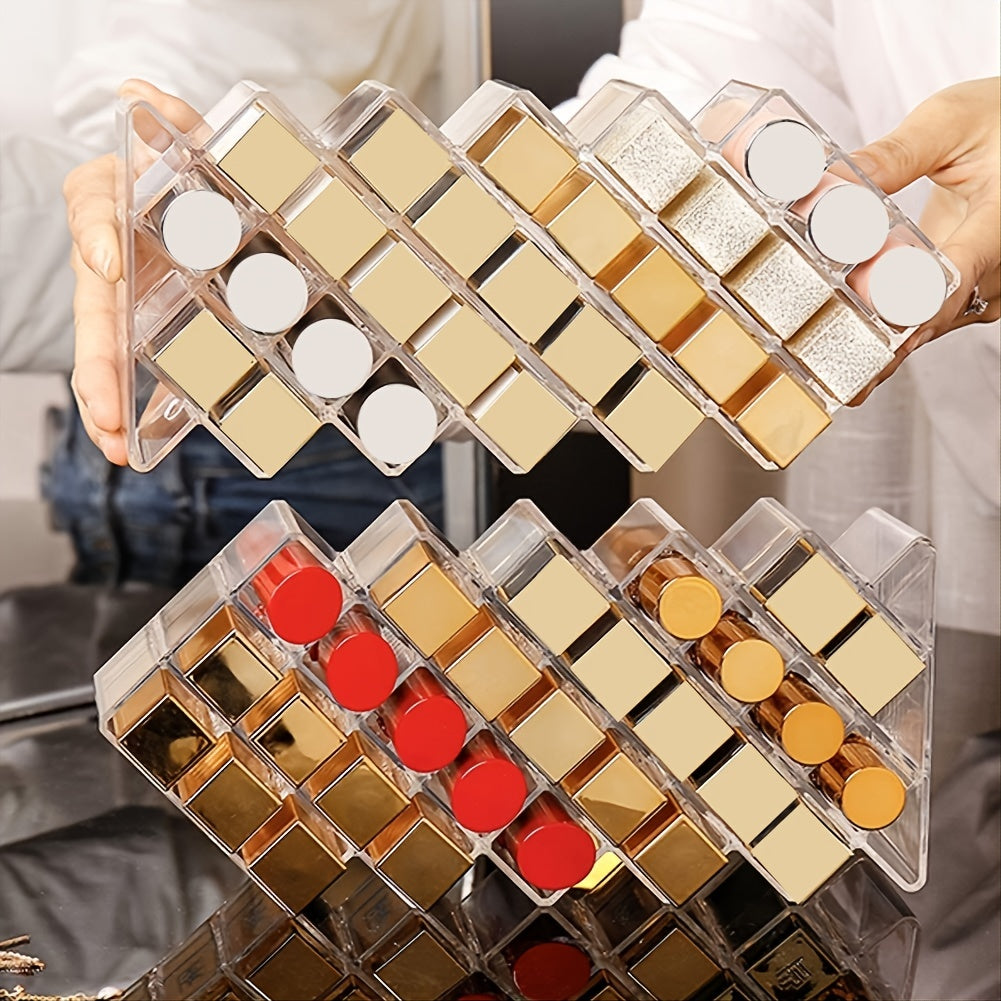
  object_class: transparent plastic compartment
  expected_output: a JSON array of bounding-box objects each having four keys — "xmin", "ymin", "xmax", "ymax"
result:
[{"xmin": 122, "ymin": 75, "xmax": 956, "ymax": 481}]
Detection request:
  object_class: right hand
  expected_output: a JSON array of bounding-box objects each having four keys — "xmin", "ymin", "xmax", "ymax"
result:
[{"xmin": 64, "ymin": 79, "xmax": 202, "ymax": 464}]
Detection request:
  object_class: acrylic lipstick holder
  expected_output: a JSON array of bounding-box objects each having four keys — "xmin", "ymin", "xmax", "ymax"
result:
[
  {"xmin": 121, "ymin": 77, "xmax": 957, "ymax": 479},
  {"xmin": 95, "ymin": 494, "xmax": 932, "ymax": 959},
  {"xmin": 121, "ymin": 855, "xmax": 917, "ymax": 1000}
]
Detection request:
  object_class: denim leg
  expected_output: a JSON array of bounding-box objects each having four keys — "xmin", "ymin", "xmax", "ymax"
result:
[
  {"xmin": 180, "ymin": 425, "xmax": 444, "ymax": 579},
  {"xmin": 43, "ymin": 403, "xmax": 444, "ymax": 589},
  {"xmin": 42, "ymin": 402, "xmax": 189, "ymax": 587}
]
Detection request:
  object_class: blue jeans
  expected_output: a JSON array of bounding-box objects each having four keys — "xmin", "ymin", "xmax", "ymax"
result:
[{"xmin": 42, "ymin": 403, "xmax": 443, "ymax": 589}]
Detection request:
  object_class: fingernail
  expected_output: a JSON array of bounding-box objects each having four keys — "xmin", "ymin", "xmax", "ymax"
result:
[{"xmin": 93, "ymin": 244, "xmax": 114, "ymax": 281}]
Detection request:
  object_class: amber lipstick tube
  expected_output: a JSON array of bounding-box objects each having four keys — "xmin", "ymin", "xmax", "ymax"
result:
[
  {"xmin": 693, "ymin": 611, "xmax": 784, "ymax": 702},
  {"xmin": 251, "ymin": 541, "xmax": 343, "ymax": 645},
  {"xmin": 317, "ymin": 608, "xmax": 399, "ymax": 711},
  {"xmin": 813, "ymin": 736, "xmax": 906, "ymax": 829},
  {"xmin": 755, "ymin": 674, "xmax": 844, "ymax": 765},
  {"xmin": 635, "ymin": 553, "xmax": 723, "ymax": 640}
]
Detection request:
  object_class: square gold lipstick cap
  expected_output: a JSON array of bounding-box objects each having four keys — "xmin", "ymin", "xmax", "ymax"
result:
[
  {"xmin": 238, "ymin": 922, "xmax": 344, "ymax": 1001},
  {"xmin": 540, "ymin": 304, "xmax": 641, "ymax": 407},
  {"xmin": 347, "ymin": 106, "xmax": 451, "ymax": 211},
  {"xmin": 349, "ymin": 238, "xmax": 451, "ymax": 345},
  {"xmin": 153, "ymin": 309, "xmax": 257, "ymax": 413},
  {"xmin": 242, "ymin": 670, "xmax": 345, "ymax": 785},
  {"xmin": 562, "ymin": 736, "xmax": 667, "ymax": 844},
  {"xmin": 750, "ymin": 803, "xmax": 851, "ymax": 903},
  {"xmin": 476, "ymin": 239, "xmax": 579, "ymax": 346},
  {"xmin": 597, "ymin": 238, "xmax": 706, "ymax": 343},
  {"xmin": 369, "ymin": 795, "xmax": 472, "ymax": 909},
  {"xmin": 469, "ymin": 107, "xmax": 577, "ymax": 212},
  {"xmin": 216, "ymin": 110, "xmax": 318, "ymax": 213},
  {"xmin": 433, "ymin": 607, "xmax": 540, "ymax": 720},
  {"xmin": 176, "ymin": 732, "xmax": 281, "ymax": 851},
  {"xmin": 240, "ymin": 795, "xmax": 346, "ymax": 912},
  {"xmin": 304, "ymin": 732, "xmax": 409, "ymax": 848},
  {"xmin": 623, "ymin": 800, "xmax": 726, "ymax": 903},
  {"xmin": 411, "ymin": 173, "xmax": 515, "ymax": 279},
  {"xmin": 284, "ymin": 174, "xmax": 385, "ymax": 280},
  {"xmin": 368, "ymin": 540, "xmax": 479, "ymax": 656},
  {"xmin": 216, "ymin": 373, "xmax": 321, "ymax": 477},
  {"xmin": 726, "ymin": 366, "xmax": 831, "ymax": 468},
  {"xmin": 412, "ymin": 304, "xmax": 515, "ymax": 408},
  {"xmin": 472, "ymin": 369, "xmax": 577, "ymax": 472},
  {"xmin": 372, "ymin": 922, "xmax": 469, "ymax": 1001},
  {"xmin": 110, "ymin": 669, "xmax": 214, "ymax": 788},
  {"xmin": 536, "ymin": 170, "xmax": 642, "ymax": 277},
  {"xmin": 500, "ymin": 542, "xmax": 609, "ymax": 656},
  {"xmin": 175, "ymin": 603, "xmax": 281, "ymax": 722},
  {"xmin": 629, "ymin": 676, "xmax": 733, "ymax": 782},
  {"xmin": 763, "ymin": 552, "xmax": 867, "ymax": 654},
  {"xmin": 625, "ymin": 924, "xmax": 722, "ymax": 1001},
  {"xmin": 498, "ymin": 672, "xmax": 604, "ymax": 781},
  {"xmin": 565, "ymin": 615, "xmax": 669, "ymax": 721}
]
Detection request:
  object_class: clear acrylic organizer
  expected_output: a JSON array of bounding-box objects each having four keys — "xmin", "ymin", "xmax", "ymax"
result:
[
  {"xmin": 120, "ymin": 77, "xmax": 957, "ymax": 478},
  {"xmin": 95, "ymin": 495, "xmax": 932, "ymax": 999}
]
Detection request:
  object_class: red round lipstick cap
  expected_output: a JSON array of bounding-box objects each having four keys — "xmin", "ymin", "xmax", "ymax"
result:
[
  {"xmin": 509, "ymin": 797, "xmax": 596, "ymax": 890},
  {"xmin": 512, "ymin": 941, "xmax": 591, "ymax": 1001},
  {"xmin": 252, "ymin": 542, "xmax": 342, "ymax": 644},
  {"xmin": 321, "ymin": 628, "xmax": 398, "ymax": 711},
  {"xmin": 450, "ymin": 753, "xmax": 527, "ymax": 833},
  {"xmin": 385, "ymin": 670, "xmax": 466, "ymax": 772}
]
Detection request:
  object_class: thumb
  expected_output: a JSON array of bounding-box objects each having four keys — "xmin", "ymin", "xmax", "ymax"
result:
[
  {"xmin": 119, "ymin": 79, "xmax": 203, "ymax": 154},
  {"xmin": 851, "ymin": 93, "xmax": 959, "ymax": 195}
]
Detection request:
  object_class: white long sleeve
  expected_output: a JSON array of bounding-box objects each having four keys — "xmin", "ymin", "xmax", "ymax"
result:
[{"xmin": 559, "ymin": 0, "xmax": 859, "ymax": 146}]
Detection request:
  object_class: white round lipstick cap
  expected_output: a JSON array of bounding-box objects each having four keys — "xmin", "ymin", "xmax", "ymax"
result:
[
  {"xmin": 357, "ymin": 384, "xmax": 437, "ymax": 466},
  {"xmin": 745, "ymin": 120, "xmax": 826, "ymax": 202},
  {"xmin": 227, "ymin": 253, "xmax": 308, "ymax": 333},
  {"xmin": 161, "ymin": 190, "xmax": 241, "ymax": 271},
  {"xmin": 292, "ymin": 318, "xmax": 373, "ymax": 399},
  {"xmin": 808, "ymin": 184, "xmax": 889, "ymax": 264},
  {"xmin": 868, "ymin": 245, "xmax": 947, "ymax": 327}
]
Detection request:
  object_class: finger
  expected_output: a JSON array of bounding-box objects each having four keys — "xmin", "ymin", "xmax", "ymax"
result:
[
  {"xmin": 71, "ymin": 246, "xmax": 123, "ymax": 436},
  {"xmin": 948, "ymin": 295, "xmax": 1001, "ymax": 330},
  {"xmin": 119, "ymin": 78, "xmax": 202, "ymax": 150},
  {"xmin": 850, "ymin": 92, "xmax": 966, "ymax": 194},
  {"xmin": 72, "ymin": 386, "xmax": 129, "ymax": 466},
  {"xmin": 63, "ymin": 153, "xmax": 121, "ymax": 282},
  {"xmin": 928, "ymin": 199, "xmax": 1001, "ymax": 335}
]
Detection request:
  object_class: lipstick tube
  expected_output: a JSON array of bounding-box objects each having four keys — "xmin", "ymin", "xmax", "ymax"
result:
[
  {"xmin": 317, "ymin": 608, "xmax": 399, "ymax": 711},
  {"xmin": 693, "ymin": 612, "xmax": 784, "ymax": 702},
  {"xmin": 440, "ymin": 733, "xmax": 528, "ymax": 834},
  {"xmin": 503, "ymin": 793, "xmax": 597, "ymax": 891},
  {"xmin": 755, "ymin": 673, "xmax": 845, "ymax": 765},
  {"xmin": 635, "ymin": 552, "xmax": 723, "ymax": 640},
  {"xmin": 251, "ymin": 541, "xmax": 343, "ymax": 645},
  {"xmin": 813, "ymin": 736, "xmax": 906, "ymax": 829},
  {"xmin": 380, "ymin": 667, "xmax": 467, "ymax": 773}
]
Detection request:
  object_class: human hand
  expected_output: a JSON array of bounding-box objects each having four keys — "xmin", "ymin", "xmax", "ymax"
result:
[
  {"xmin": 64, "ymin": 79, "xmax": 202, "ymax": 463},
  {"xmin": 850, "ymin": 76, "xmax": 1000, "ymax": 403}
]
